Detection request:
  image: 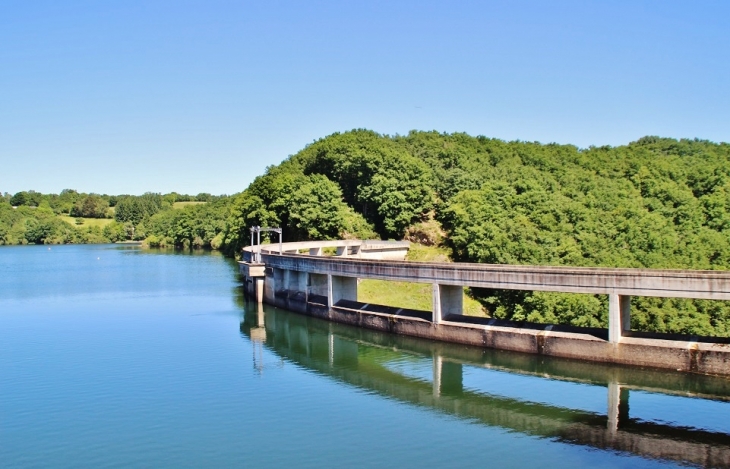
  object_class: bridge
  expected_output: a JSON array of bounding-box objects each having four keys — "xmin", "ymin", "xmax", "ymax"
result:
[{"xmin": 240, "ymin": 239, "xmax": 730, "ymax": 376}]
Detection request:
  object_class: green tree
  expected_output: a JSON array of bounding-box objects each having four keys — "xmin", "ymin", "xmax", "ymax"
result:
[{"xmin": 71, "ymin": 195, "xmax": 110, "ymax": 218}]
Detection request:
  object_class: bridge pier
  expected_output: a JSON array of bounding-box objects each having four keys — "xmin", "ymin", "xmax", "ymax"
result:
[
  {"xmin": 608, "ymin": 294, "xmax": 631, "ymax": 343},
  {"xmin": 328, "ymin": 274, "xmax": 358, "ymax": 308},
  {"xmin": 432, "ymin": 284, "xmax": 464, "ymax": 323}
]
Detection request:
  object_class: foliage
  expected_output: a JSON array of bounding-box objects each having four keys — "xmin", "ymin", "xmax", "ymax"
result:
[
  {"xmin": 293, "ymin": 130, "xmax": 434, "ymax": 237},
  {"xmin": 143, "ymin": 197, "xmax": 232, "ymax": 249},
  {"xmin": 223, "ymin": 130, "xmax": 730, "ymax": 336},
  {"xmin": 114, "ymin": 193, "xmax": 164, "ymax": 225},
  {"xmin": 70, "ymin": 195, "xmax": 110, "ymax": 218},
  {"xmin": 0, "ymin": 189, "xmax": 231, "ymax": 247}
]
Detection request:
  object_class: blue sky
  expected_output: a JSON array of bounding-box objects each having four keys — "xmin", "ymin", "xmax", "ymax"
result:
[{"xmin": 2, "ymin": 0, "xmax": 728, "ymax": 196}]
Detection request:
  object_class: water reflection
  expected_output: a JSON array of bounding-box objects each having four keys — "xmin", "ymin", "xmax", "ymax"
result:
[{"xmin": 240, "ymin": 304, "xmax": 730, "ymax": 468}]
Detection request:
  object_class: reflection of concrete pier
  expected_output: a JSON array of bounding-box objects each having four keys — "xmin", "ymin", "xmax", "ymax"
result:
[
  {"xmin": 241, "ymin": 307, "xmax": 730, "ymax": 468},
  {"xmin": 240, "ymin": 239, "xmax": 730, "ymax": 375}
]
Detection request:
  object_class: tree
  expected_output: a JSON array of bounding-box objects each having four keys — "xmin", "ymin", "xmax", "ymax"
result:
[
  {"xmin": 71, "ymin": 195, "xmax": 110, "ymax": 218},
  {"xmin": 114, "ymin": 193, "xmax": 163, "ymax": 225}
]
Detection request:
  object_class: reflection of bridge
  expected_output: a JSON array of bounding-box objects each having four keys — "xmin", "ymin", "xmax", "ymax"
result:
[
  {"xmin": 239, "ymin": 239, "xmax": 730, "ymax": 375},
  {"xmin": 240, "ymin": 306, "xmax": 730, "ymax": 468}
]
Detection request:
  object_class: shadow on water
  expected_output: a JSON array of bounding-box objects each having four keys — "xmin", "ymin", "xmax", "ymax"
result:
[{"xmin": 239, "ymin": 301, "xmax": 730, "ymax": 468}]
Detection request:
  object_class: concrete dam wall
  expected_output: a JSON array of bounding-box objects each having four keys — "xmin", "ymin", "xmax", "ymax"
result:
[{"xmin": 239, "ymin": 239, "xmax": 730, "ymax": 376}]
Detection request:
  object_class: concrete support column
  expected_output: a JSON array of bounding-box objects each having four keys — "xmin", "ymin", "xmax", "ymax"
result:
[
  {"xmin": 309, "ymin": 247, "xmax": 322, "ymax": 256},
  {"xmin": 255, "ymin": 278, "xmax": 264, "ymax": 303},
  {"xmin": 283, "ymin": 269, "xmax": 291, "ymax": 293},
  {"xmin": 432, "ymin": 284, "xmax": 464, "ymax": 323},
  {"xmin": 295, "ymin": 271, "xmax": 307, "ymax": 293},
  {"xmin": 608, "ymin": 294, "xmax": 631, "ymax": 343},
  {"xmin": 621, "ymin": 295, "xmax": 631, "ymax": 332},
  {"xmin": 335, "ymin": 246, "xmax": 348, "ymax": 257},
  {"xmin": 328, "ymin": 274, "xmax": 358, "ymax": 307},
  {"xmin": 308, "ymin": 273, "xmax": 328, "ymax": 299}
]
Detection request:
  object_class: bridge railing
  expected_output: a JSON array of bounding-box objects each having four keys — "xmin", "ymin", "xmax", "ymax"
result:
[{"xmin": 241, "ymin": 239, "xmax": 730, "ymax": 346}]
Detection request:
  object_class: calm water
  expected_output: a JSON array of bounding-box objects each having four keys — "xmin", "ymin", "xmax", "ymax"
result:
[{"xmin": 2, "ymin": 244, "xmax": 730, "ymax": 468}]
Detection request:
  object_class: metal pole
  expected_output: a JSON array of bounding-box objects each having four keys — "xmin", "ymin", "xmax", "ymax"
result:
[
  {"xmin": 278, "ymin": 229, "xmax": 282, "ymax": 255},
  {"xmin": 250, "ymin": 228, "xmax": 254, "ymax": 259}
]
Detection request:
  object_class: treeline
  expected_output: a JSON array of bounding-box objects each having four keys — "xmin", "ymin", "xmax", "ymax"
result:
[
  {"xmin": 0, "ymin": 190, "xmax": 230, "ymax": 247},
  {"xmin": 3, "ymin": 189, "xmax": 222, "ymax": 217},
  {"xmin": 221, "ymin": 130, "xmax": 730, "ymax": 337}
]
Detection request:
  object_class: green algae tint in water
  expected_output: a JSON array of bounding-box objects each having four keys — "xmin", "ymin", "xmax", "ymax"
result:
[{"xmin": 1, "ymin": 244, "xmax": 730, "ymax": 468}]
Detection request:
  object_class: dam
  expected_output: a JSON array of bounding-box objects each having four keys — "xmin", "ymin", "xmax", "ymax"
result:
[{"xmin": 239, "ymin": 239, "xmax": 730, "ymax": 376}]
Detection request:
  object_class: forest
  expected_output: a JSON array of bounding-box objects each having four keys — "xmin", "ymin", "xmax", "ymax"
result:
[
  {"xmin": 0, "ymin": 190, "xmax": 228, "ymax": 246},
  {"xmin": 3, "ymin": 130, "xmax": 730, "ymax": 336},
  {"xmin": 219, "ymin": 130, "xmax": 730, "ymax": 337}
]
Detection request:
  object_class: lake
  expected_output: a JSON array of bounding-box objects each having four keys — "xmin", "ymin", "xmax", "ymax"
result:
[{"xmin": 2, "ymin": 244, "xmax": 729, "ymax": 468}]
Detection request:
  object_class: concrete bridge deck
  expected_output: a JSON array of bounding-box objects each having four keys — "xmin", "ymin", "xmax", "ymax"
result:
[{"xmin": 239, "ymin": 239, "xmax": 730, "ymax": 376}]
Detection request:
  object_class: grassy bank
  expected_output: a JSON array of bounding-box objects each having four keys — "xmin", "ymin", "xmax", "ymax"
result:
[
  {"xmin": 59, "ymin": 216, "xmax": 114, "ymax": 228},
  {"xmin": 358, "ymin": 244, "xmax": 487, "ymax": 317},
  {"xmin": 172, "ymin": 201, "xmax": 206, "ymax": 209}
]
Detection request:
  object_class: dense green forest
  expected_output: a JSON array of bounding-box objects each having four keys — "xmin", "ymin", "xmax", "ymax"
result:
[
  {"xmin": 220, "ymin": 130, "xmax": 730, "ymax": 337},
  {"xmin": 3, "ymin": 130, "xmax": 730, "ymax": 336}
]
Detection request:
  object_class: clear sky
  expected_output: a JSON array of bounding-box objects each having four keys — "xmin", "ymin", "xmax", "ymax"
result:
[{"xmin": 2, "ymin": 0, "xmax": 728, "ymax": 196}]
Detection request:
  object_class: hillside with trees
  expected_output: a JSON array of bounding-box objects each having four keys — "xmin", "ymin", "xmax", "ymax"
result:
[{"xmin": 219, "ymin": 130, "xmax": 730, "ymax": 337}]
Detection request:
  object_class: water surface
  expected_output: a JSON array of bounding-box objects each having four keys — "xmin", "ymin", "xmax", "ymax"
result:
[{"xmin": 2, "ymin": 244, "xmax": 729, "ymax": 468}]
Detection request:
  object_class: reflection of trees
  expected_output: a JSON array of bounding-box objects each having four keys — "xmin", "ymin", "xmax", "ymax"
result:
[{"xmin": 241, "ymin": 307, "xmax": 730, "ymax": 468}]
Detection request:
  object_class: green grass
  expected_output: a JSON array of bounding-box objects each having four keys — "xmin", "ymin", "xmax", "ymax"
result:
[
  {"xmin": 358, "ymin": 280, "xmax": 433, "ymax": 311},
  {"xmin": 405, "ymin": 243, "xmax": 452, "ymax": 262},
  {"xmin": 59, "ymin": 216, "xmax": 114, "ymax": 228},
  {"xmin": 358, "ymin": 244, "xmax": 487, "ymax": 317},
  {"xmin": 358, "ymin": 279, "xmax": 487, "ymax": 316},
  {"xmin": 173, "ymin": 201, "xmax": 206, "ymax": 209}
]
